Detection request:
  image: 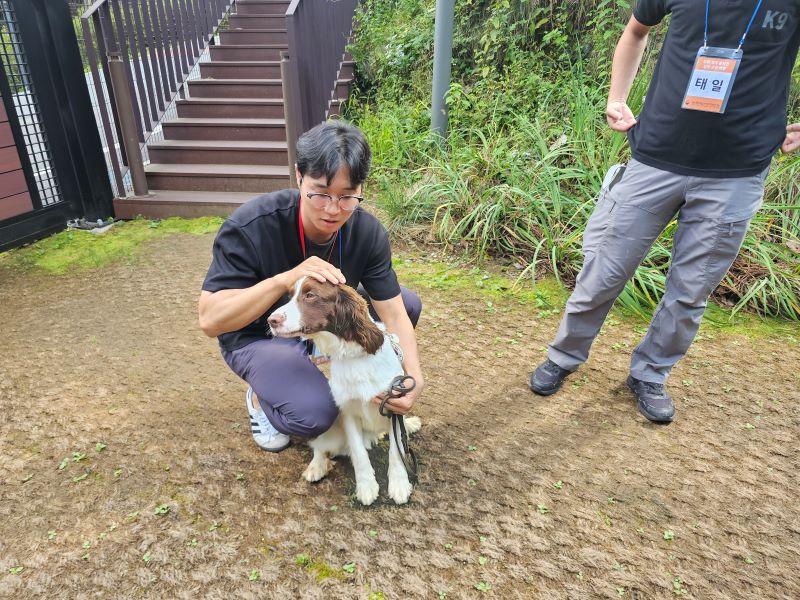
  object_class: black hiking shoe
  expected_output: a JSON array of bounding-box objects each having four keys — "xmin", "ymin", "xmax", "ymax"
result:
[
  {"xmin": 529, "ymin": 359, "xmax": 574, "ymax": 396},
  {"xmin": 626, "ymin": 376, "xmax": 675, "ymax": 423}
]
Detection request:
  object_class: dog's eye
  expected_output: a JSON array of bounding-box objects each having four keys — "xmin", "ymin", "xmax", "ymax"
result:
[{"xmin": 304, "ymin": 292, "xmax": 317, "ymax": 301}]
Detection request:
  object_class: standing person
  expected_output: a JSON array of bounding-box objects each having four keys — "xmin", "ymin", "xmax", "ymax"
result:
[
  {"xmin": 199, "ymin": 121, "xmax": 424, "ymax": 451},
  {"xmin": 530, "ymin": 0, "xmax": 800, "ymax": 422}
]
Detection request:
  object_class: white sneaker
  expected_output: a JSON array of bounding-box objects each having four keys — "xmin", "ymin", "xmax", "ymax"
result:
[{"xmin": 245, "ymin": 387, "xmax": 290, "ymax": 452}]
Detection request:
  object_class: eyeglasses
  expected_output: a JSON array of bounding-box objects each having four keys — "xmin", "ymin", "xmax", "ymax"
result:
[{"xmin": 304, "ymin": 191, "xmax": 364, "ymax": 212}]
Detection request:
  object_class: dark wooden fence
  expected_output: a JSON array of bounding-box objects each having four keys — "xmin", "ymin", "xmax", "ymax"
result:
[
  {"xmin": 285, "ymin": 0, "xmax": 359, "ymax": 136},
  {"xmin": 0, "ymin": 85, "xmax": 32, "ymax": 223}
]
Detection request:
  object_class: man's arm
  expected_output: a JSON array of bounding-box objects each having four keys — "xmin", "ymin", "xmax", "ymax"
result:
[
  {"xmin": 370, "ymin": 295, "xmax": 424, "ymax": 415},
  {"xmin": 199, "ymin": 278, "xmax": 290, "ymax": 339},
  {"xmin": 198, "ymin": 256, "xmax": 346, "ymax": 338},
  {"xmin": 606, "ymin": 16, "xmax": 653, "ymax": 132}
]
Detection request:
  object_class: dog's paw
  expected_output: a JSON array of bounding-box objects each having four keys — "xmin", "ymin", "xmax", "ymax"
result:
[
  {"xmin": 403, "ymin": 416, "xmax": 422, "ymax": 434},
  {"xmin": 355, "ymin": 479, "xmax": 380, "ymax": 506},
  {"xmin": 303, "ymin": 457, "xmax": 333, "ymax": 482},
  {"xmin": 387, "ymin": 476, "xmax": 413, "ymax": 505}
]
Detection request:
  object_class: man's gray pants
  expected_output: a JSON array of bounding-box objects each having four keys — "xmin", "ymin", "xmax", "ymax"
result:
[{"xmin": 549, "ymin": 158, "xmax": 768, "ymax": 383}]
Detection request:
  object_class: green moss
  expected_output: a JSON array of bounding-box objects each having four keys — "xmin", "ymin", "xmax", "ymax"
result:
[
  {"xmin": 171, "ymin": 492, "xmax": 192, "ymax": 505},
  {"xmin": 699, "ymin": 303, "xmax": 799, "ymax": 342},
  {"xmin": 308, "ymin": 560, "xmax": 345, "ymax": 583},
  {"xmin": 0, "ymin": 216, "xmax": 223, "ymax": 274},
  {"xmin": 293, "ymin": 552, "xmax": 345, "ymax": 582},
  {"xmin": 393, "ymin": 256, "xmax": 568, "ymax": 310},
  {"xmin": 3, "ymin": 215, "xmax": 792, "ymax": 342},
  {"xmin": 394, "ymin": 255, "xmax": 797, "ymax": 343}
]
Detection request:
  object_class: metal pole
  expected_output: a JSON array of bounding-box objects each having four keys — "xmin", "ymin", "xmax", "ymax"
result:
[
  {"xmin": 107, "ymin": 53, "xmax": 149, "ymax": 197},
  {"xmin": 431, "ymin": 0, "xmax": 455, "ymax": 138},
  {"xmin": 280, "ymin": 50, "xmax": 298, "ymax": 188}
]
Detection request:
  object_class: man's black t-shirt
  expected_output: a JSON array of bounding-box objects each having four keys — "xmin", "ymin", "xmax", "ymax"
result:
[
  {"xmin": 630, "ymin": 0, "xmax": 800, "ymax": 177},
  {"xmin": 202, "ymin": 189, "xmax": 401, "ymax": 351}
]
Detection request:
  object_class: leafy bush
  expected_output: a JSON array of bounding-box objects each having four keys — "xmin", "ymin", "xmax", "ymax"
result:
[{"xmin": 348, "ymin": 0, "xmax": 800, "ymax": 320}]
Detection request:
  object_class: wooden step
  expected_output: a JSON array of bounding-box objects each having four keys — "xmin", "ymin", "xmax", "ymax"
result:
[
  {"xmin": 327, "ymin": 98, "xmax": 344, "ymax": 118},
  {"xmin": 187, "ymin": 78, "xmax": 284, "ymax": 99},
  {"xmin": 144, "ymin": 163, "xmax": 291, "ymax": 193},
  {"xmin": 229, "ymin": 14, "xmax": 286, "ymax": 29},
  {"xmin": 114, "ymin": 189, "xmax": 259, "ymax": 219},
  {"xmin": 236, "ymin": 0, "xmax": 290, "ymax": 15},
  {"xmin": 147, "ymin": 140, "xmax": 289, "ymax": 166},
  {"xmin": 339, "ymin": 61, "xmax": 355, "ymax": 79},
  {"xmin": 161, "ymin": 117, "xmax": 286, "ymax": 142},
  {"xmin": 210, "ymin": 44, "xmax": 285, "ymax": 61},
  {"xmin": 219, "ymin": 29, "xmax": 287, "ymax": 45},
  {"xmin": 176, "ymin": 98, "xmax": 286, "ymax": 119},
  {"xmin": 199, "ymin": 61, "xmax": 282, "ymax": 79},
  {"xmin": 333, "ymin": 78, "xmax": 352, "ymax": 99}
]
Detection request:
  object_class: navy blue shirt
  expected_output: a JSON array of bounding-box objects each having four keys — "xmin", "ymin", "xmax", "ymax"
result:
[
  {"xmin": 202, "ymin": 189, "xmax": 401, "ymax": 351},
  {"xmin": 630, "ymin": 0, "xmax": 800, "ymax": 177}
]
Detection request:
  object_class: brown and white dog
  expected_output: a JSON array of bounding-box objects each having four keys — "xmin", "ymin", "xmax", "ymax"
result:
[{"xmin": 267, "ymin": 277, "xmax": 420, "ymax": 505}]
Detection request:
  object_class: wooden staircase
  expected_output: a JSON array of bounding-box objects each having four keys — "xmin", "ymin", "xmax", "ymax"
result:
[{"xmin": 114, "ymin": 0, "xmax": 354, "ymax": 220}]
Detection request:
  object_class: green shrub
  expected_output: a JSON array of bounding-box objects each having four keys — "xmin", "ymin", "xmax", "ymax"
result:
[{"xmin": 348, "ymin": 0, "xmax": 800, "ymax": 320}]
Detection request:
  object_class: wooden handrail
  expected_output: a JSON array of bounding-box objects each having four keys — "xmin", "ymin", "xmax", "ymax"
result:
[{"xmin": 80, "ymin": 0, "xmax": 233, "ymax": 196}]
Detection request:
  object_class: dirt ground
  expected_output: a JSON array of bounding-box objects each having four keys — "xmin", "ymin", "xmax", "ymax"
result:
[{"xmin": 1, "ymin": 231, "xmax": 798, "ymax": 600}]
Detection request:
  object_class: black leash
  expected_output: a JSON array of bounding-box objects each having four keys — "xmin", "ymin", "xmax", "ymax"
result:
[{"xmin": 378, "ymin": 374, "xmax": 418, "ymax": 483}]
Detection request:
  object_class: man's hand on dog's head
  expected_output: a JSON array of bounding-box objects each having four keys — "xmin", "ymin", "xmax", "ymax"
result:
[{"xmin": 278, "ymin": 256, "xmax": 346, "ymax": 293}]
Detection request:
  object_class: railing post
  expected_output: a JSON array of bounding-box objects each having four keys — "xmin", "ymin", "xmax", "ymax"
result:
[
  {"xmin": 107, "ymin": 52, "xmax": 149, "ymax": 197},
  {"xmin": 280, "ymin": 50, "xmax": 298, "ymax": 187}
]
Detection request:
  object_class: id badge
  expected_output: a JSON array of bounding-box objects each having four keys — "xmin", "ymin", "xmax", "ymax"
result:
[
  {"xmin": 310, "ymin": 342, "xmax": 328, "ymax": 361},
  {"xmin": 682, "ymin": 47, "xmax": 742, "ymax": 114}
]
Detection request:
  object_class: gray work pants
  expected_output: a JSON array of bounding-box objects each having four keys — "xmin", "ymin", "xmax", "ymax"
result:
[{"xmin": 549, "ymin": 158, "xmax": 768, "ymax": 383}]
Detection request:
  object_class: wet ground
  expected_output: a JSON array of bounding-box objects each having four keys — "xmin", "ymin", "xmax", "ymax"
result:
[{"xmin": 1, "ymin": 231, "xmax": 798, "ymax": 599}]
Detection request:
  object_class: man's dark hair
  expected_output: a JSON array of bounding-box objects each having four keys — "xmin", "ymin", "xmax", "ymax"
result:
[{"xmin": 295, "ymin": 121, "xmax": 372, "ymax": 187}]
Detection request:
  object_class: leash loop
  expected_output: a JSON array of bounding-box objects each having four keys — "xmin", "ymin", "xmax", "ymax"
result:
[
  {"xmin": 378, "ymin": 375, "xmax": 416, "ymax": 415},
  {"xmin": 379, "ymin": 374, "xmax": 418, "ymax": 483}
]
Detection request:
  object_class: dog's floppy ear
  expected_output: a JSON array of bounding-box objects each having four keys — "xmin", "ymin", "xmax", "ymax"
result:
[{"xmin": 329, "ymin": 286, "xmax": 384, "ymax": 354}]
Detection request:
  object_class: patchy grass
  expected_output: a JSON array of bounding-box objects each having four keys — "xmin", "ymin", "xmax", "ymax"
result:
[
  {"xmin": 2, "ymin": 216, "xmax": 793, "ymax": 344},
  {"xmin": 700, "ymin": 302, "xmax": 799, "ymax": 341},
  {"xmin": 0, "ymin": 217, "xmax": 223, "ymax": 274},
  {"xmin": 294, "ymin": 553, "xmax": 346, "ymax": 583},
  {"xmin": 393, "ymin": 256, "xmax": 569, "ymax": 311},
  {"xmin": 393, "ymin": 254, "xmax": 799, "ymax": 342}
]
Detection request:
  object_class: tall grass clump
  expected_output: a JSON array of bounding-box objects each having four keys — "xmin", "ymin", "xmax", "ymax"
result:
[{"xmin": 348, "ymin": 0, "xmax": 800, "ymax": 321}]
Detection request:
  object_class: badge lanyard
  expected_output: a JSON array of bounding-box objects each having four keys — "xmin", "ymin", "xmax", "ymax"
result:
[
  {"xmin": 682, "ymin": 0, "xmax": 763, "ymax": 114},
  {"xmin": 297, "ymin": 195, "xmax": 343, "ymax": 266}
]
